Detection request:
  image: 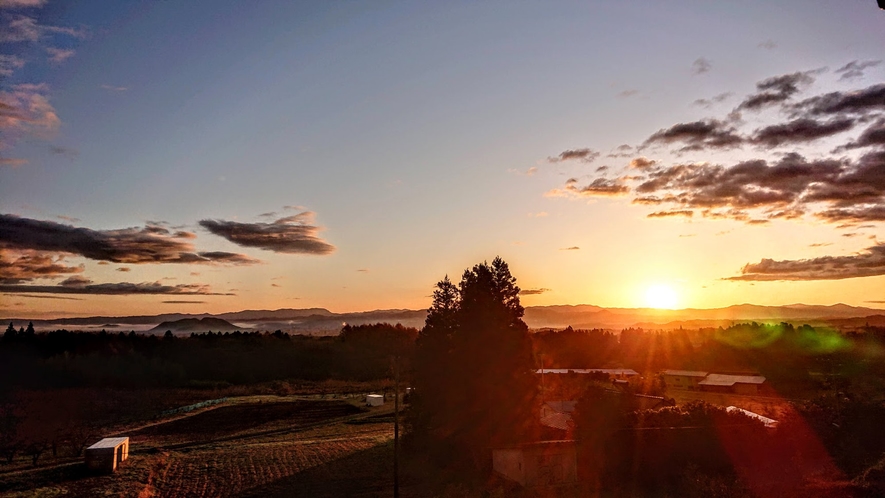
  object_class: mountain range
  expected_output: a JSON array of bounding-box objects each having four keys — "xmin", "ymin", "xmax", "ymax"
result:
[{"xmin": 4, "ymin": 303, "xmax": 884, "ymax": 335}]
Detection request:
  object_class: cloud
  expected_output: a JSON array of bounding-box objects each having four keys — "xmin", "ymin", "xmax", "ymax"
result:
[
  {"xmin": 49, "ymin": 145, "xmax": 78, "ymax": 159},
  {"xmin": 607, "ymin": 144, "xmax": 634, "ymax": 158},
  {"xmin": 839, "ymin": 118, "xmax": 885, "ymax": 150},
  {"xmin": 548, "ymin": 148, "xmax": 599, "ymax": 164},
  {"xmin": 617, "ymin": 89, "xmax": 639, "ymax": 98},
  {"xmin": 0, "ymin": 214, "xmax": 260, "ymax": 265},
  {"xmin": 0, "ymin": 0, "xmax": 48, "ymax": 8},
  {"xmin": 0, "ymin": 14, "xmax": 39, "ymax": 42},
  {"xmin": 693, "ymin": 92, "xmax": 733, "ymax": 108},
  {"xmin": 560, "ymin": 246, "xmax": 580, "ymax": 251},
  {"xmin": 45, "ymin": 47, "xmax": 74, "ymax": 63},
  {"xmin": 0, "ymin": 249, "xmax": 83, "ymax": 284},
  {"xmin": 0, "ymin": 281, "xmax": 234, "ymax": 295},
  {"xmin": 750, "ymin": 118, "xmax": 855, "ymax": 148},
  {"xmin": 162, "ymin": 300, "xmax": 206, "ymax": 304},
  {"xmin": 199, "ymin": 210, "xmax": 335, "ymax": 255},
  {"xmin": 100, "ymin": 84, "xmax": 128, "ymax": 92},
  {"xmin": 546, "ymin": 177, "xmax": 629, "ymax": 198},
  {"xmin": 0, "ymin": 83, "xmax": 60, "ymax": 154},
  {"xmin": 14, "ymin": 294, "xmax": 82, "ymax": 300},
  {"xmin": 644, "ymin": 120, "xmax": 743, "ymax": 151},
  {"xmin": 0, "ymin": 54, "xmax": 24, "ymax": 77},
  {"xmin": 116, "ymin": 267, "xmax": 130, "ymax": 272},
  {"xmin": 357, "ymin": 268, "xmax": 369, "ymax": 273},
  {"xmin": 758, "ymin": 40, "xmax": 777, "ymax": 50},
  {"xmin": 835, "ymin": 60, "xmax": 881, "ymax": 81},
  {"xmin": 647, "ymin": 210, "xmax": 693, "ymax": 218},
  {"xmin": 792, "ymin": 83, "xmax": 885, "ymax": 117},
  {"xmin": 728, "ymin": 244, "xmax": 885, "ymax": 281},
  {"xmin": 519, "ymin": 288, "xmax": 551, "ymax": 295},
  {"xmin": 738, "ymin": 70, "xmax": 817, "ymax": 111},
  {"xmin": 692, "ymin": 58, "xmax": 712, "ymax": 75}
]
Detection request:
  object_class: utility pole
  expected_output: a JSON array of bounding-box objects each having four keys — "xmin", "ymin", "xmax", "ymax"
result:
[{"xmin": 393, "ymin": 355, "xmax": 400, "ymax": 498}]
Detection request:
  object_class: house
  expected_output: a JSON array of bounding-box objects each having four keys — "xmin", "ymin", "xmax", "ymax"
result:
[
  {"xmin": 698, "ymin": 374, "xmax": 767, "ymax": 395},
  {"xmin": 492, "ymin": 440, "xmax": 578, "ymax": 488},
  {"xmin": 365, "ymin": 394, "xmax": 384, "ymax": 406},
  {"xmin": 85, "ymin": 437, "xmax": 129, "ymax": 473},
  {"xmin": 662, "ymin": 370, "xmax": 708, "ymax": 390},
  {"xmin": 540, "ymin": 401, "xmax": 576, "ymax": 433}
]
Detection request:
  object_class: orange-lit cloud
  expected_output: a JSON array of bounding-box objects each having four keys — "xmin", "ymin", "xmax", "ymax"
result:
[{"xmin": 199, "ymin": 210, "xmax": 335, "ymax": 255}]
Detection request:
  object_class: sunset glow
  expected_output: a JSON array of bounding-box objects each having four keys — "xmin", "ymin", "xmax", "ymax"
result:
[{"xmin": 0, "ymin": 2, "xmax": 883, "ymax": 318}]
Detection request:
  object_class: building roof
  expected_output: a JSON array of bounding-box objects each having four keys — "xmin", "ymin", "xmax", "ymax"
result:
[
  {"xmin": 662, "ymin": 370, "xmax": 708, "ymax": 377},
  {"xmin": 698, "ymin": 374, "xmax": 766, "ymax": 386},
  {"xmin": 87, "ymin": 437, "xmax": 128, "ymax": 449},
  {"xmin": 536, "ymin": 368, "xmax": 639, "ymax": 376},
  {"xmin": 726, "ymin": 406, "xmax": 778, "ymax": 428},
  {"xmin": 540, "ymin": 411, "xmax": 573, "ymax": 431},
  {"xmin": 544, "ymin": 401, "xmax": 577, "ymax": 413}
]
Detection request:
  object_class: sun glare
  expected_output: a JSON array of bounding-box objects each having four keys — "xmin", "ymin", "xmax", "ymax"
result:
[{"xmin": 645, "ymin": 284, "xmax": 678, "ymax": 309}]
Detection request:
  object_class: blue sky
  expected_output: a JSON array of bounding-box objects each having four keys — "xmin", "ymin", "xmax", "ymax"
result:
[{"xmin": 1, "ymin": 1, "xmax": 884, "ymax": 317}]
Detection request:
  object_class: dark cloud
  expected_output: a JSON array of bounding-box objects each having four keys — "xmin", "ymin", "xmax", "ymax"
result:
[
  {"xmin": 793, "ymin": 83, "xmax": 885, "ymax": 117},
  {"xmin": 607, "ymin": 144, "xmax": 634, "ymax": 158},
  {"xmin": 0, "ymin": 214, "xmax": 260, "ymax": 265},
  {"xmin": 116, "ymin": 267, "xmax": 130, "ymax": 272},
  {"xmin": 750, "ymin": 118, "xmax": 855, "ymax": 148},
  {"xmin": 758, "ymin": 40, "xmax": 777, "ymax": 50},
  {"xmin": 692, "ymin": 58, "xmax": 712, "ymax": 75},
  {"xmin": 519, "ymin": 288, "xmax": 551, "ymax": 295},
  {"xmin": 644, "ymin": 120, "xmax": 743, "ymax": 151},
  {"xmin": 560, "ymin": 246, "xmax": 580, "ymax": 251},
  {"xmin": 647, "ymin": 210, "xmax": 693, "ymax": 218},
  {"xmin": 568, "ymin": 148, "xmax": 885, "ymax": 224},
  {"xmin": 548, "ymin": 148, "xmax": 600, "ymax": 163},
  {"xmin": 728, "ymin": 244, "xmax": 885, "ymax": 281},
  {"xmin": 617, "ymin": 89, "xmax": 639, "ymax": 98},
  {"xmin": 836, "ymin": 60, "xmax": 881, "ymax": 81},
  {"xmin": 199, "ymin": 211, "xmax": 335, "ymax": 255},
  {"xmin": 0, "ymin": 281, "xmax": 234, "ymax": 295},
  {"xmin": 738, "ymin": 71, "xmax": 817, "ymax": 111},
  {"xmin": 0, "ymin": 249, "xmax": 83, "ymax": 284},
  {"xmin": 162, "ymin": 300, "xmax": 206, "ymax": 304},
  {"xmin": 547, "ymin": 177, "xmax": 629, "ymax": 198},
  {"xmin": 840, "ymin": 118, "xmax": 885, "ymax": 149},
  {"xmin": 14, "ymin": 294, "xmax": 82, "ymax": 301}
]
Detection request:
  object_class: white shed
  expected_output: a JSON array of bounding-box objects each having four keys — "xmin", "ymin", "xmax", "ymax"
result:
[
  {"xmin": 85, "ymin": 437, "xmax": 129, "ymax": 473},
  {"xmin": 365, "ymin": 394, "xmax": 384, "ymax": 407}
]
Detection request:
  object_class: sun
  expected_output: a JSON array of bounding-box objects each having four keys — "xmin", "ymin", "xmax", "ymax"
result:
[{"xmin": 645, "ymin": 284, "xmax": 678, "ymax": 309}]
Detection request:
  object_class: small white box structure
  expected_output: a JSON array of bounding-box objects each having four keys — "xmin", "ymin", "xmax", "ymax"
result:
[
  {"xmin": 85, "ymin": 437, "xmax": 129, "ymax": 473},
  {"xmin": 365, "ymin": 394, "xmax": 384, "ymax": 407}
]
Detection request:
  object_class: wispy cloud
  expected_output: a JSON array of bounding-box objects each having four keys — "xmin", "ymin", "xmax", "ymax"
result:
[
  {"xmin": 758, "ymin": 40, "xmax": 777, "ymax": 50},
  {"xmin": 835, "ymin": 60, "xmax": 881, "ymax": 81},
  {"xmin": 0, "ymin": 281, "xmax": 234, "ymax": 295},
  {"xmin": 559, "ymin": 246, "xmax": 580, "ymax": 251},
  {"xmin": 548, "ymin": 148, "xmax": 600, "ymax": 164},
  {"xmin": 45, "ymin": 46, "xmax": 74, "ymax": 63},
  {"xmin": 200, "ymin": 210, "xmax": 335, "ymax": 255},
  {"xmin": 100, "ymin": 84, "xmax": 128, "ymax": 92},
  {"xmin": 519, "ymin": 287, "xmax": 551, "ymax": 295}
]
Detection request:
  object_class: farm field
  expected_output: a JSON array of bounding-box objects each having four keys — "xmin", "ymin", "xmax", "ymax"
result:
[{"xmin": 0, "ymin": 397, "xmax": 397, "ymax": 497}]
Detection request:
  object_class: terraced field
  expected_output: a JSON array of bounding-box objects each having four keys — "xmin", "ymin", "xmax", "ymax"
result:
[{"xmin": 0, "ymin": 397, "xmax": 396, "ymax": 497}]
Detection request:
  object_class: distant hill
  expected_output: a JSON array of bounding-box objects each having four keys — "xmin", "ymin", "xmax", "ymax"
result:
[
  {"xmin": 5, "ymin": 303, "xmax": 884, "ymax": 334},
  {"xmin": 148, "ymin": 317, "xmax": 246, "ymax": 335}
]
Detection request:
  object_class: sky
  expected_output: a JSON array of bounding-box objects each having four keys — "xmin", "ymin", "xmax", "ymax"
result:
[{"xmin": 1, "ymin": 0, "xmax": 884, "ymax": 318}]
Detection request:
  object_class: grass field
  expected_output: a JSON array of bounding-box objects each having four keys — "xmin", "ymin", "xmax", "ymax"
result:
[{"xmin": 0, "ymin": 396, "xmax": 398, "ymax": 497}]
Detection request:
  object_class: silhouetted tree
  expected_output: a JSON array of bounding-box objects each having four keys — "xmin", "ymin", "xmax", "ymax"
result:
[{"xmin": 412, "ymin": 257, "xmax": 538, "ymax": 463}]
